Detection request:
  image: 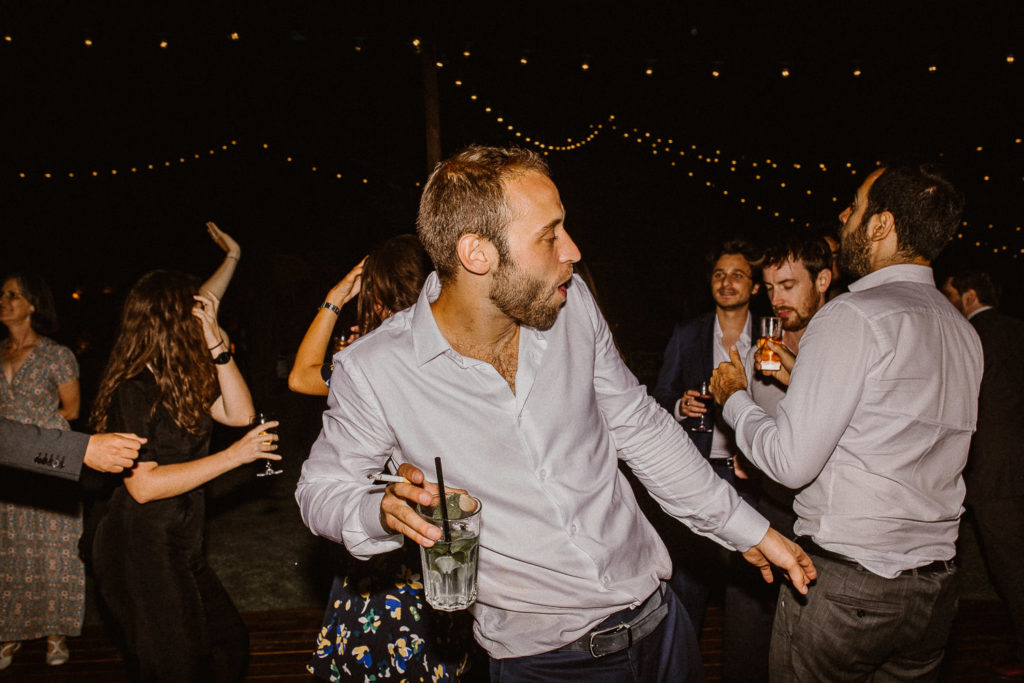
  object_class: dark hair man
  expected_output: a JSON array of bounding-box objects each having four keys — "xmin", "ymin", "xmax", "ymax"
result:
[
  {"xmin": 297, "ymin": 145, "xmax": 814, "ymax": 681},
  {"xmin": 942, "ymin": 269, "xmax": 1024, "ymax": 678},
  {"xmin": 650, "ymin": 238, "xmax": 765, "ymax": 676},
  {"xmin": 711, "ymin": 163, "xmax": 982, "ymax": 680}
]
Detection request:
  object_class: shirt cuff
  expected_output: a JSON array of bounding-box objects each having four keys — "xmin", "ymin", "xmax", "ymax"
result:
[
  {"xmin": 716, "ymin": 498, "xmax": 771, "ymax": 552},
  {"xmin": 722, "ymin": 389, "xmax": 756, "ymax": 430},
  {"xmin": 673, "ymin": 398, "xmax": 685, "ymax": 422},
  {"xmin": 356, "ymin": 488, "xmax": 405, "ymax": 550}
]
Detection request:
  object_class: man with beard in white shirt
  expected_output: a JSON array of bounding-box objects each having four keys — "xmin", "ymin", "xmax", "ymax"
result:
[{"xmin": 712, "ymin": 162, "xmax": 982, "ymax": 681}]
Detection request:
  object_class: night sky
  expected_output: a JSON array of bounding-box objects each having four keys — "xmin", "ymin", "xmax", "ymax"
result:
[{"xmin": 4, "ymin": 1, "xmax": 1023, "ymax": 390}]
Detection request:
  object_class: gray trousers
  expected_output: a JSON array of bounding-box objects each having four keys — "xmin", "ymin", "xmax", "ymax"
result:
[{"xmin": 769, "ymin": 554, "xmax": 958, "ymax": 682}]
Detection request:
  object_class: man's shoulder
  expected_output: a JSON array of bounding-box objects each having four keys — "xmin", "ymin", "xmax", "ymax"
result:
[
  {"xmin": 972, "ymin": 308, "xmax": 1024, "ymax": 333},
  {"xmin": 342, "ymin": 306, "xmax": 419, "ymax": 367},
  {"xmin": 672, "ymin": 311, "xmax": 715, "ymax": 337}
]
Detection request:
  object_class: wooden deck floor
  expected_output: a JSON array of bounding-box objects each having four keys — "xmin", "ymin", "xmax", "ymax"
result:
[{"xmin": 2, "ymin": 599, "xmax": 1015, "ymax": 681}]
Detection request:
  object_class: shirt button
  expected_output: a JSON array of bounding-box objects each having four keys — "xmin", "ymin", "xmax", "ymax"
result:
[
  {"xmin": 570, "ymin": 524, "xmax": 577, "ymax": 535},
  {"xmin": 602, "ymin": 576, "xmax": 610, "ymax": 586},
  {"xmin": 539, "ymin": 469, "xmax": 547, "ymax": 480}
]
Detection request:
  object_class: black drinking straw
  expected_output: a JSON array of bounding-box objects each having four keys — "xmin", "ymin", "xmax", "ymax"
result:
[{"xmin": 434, "ymin": 457, "xmax": 451, "ymax": 543}]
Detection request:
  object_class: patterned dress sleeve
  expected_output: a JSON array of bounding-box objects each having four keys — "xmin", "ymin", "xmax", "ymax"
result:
[{"xmin": 51, "ymin": 342, "xmax": 80, "ymax": 385}]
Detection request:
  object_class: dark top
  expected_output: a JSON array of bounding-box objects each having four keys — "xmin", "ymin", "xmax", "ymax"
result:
[
  {"xmin": 652, "ymin": 311, "xmax": 717, "ymax": 458},
  {"xmin": 965, "ymin": 308, "xmax": 1024, "ymax": 501},
  {"xmin": 101, "ymin": 371, "xmax": 212, "ymax": 545}
]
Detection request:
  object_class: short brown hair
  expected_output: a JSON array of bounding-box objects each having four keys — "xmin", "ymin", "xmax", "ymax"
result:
[{"xmin": 416, "ymin": 145, "xmax": 551, "ymax": 283}]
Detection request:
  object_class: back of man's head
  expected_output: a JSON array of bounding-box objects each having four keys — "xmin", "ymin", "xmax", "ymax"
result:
[
  {"xmin": 763, "ymin": 229, "xmax": 833, "ymax": 279},
  {"xmin": 950, "ymin": 269, "xmax": 1000, "ymax": 308},
  {"xmin": 417, "ymin": 145, "xmax": 550, "ymax": 283},
  {"xmin": 865, "ymin": 163, "xmax": 964, "ymax": 262}
]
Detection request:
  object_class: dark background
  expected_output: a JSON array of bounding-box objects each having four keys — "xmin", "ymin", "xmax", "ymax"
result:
[{"xmin": 4, "ymin": 0, "xmax": 1022, "ymax": 402}]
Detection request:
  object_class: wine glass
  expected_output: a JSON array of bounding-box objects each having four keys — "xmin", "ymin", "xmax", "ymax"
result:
[
  {"xmin": 254, "ymin": 412, "xmax": 283, "ymax": 478},
  {"xmin": 688, "ymin": 381, "xmax": 714, "ymax": 433}
]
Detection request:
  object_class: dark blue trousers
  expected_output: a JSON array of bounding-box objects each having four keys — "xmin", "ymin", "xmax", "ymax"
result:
[{"xmin": 488, "ymin": 585, "xmax": 704, "ymax": 682}]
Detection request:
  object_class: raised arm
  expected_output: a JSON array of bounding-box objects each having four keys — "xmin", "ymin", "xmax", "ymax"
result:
[
  {"xmin": 288, "ymin": 257, "xmax": 366, "ymax": 396},
  {"xmin": 199, "ymin": 222, "xmax": 241, "ymax": 300},
  {"xmin": 193, "ymin": 292, "xmax": 254, "ymax": 426}
]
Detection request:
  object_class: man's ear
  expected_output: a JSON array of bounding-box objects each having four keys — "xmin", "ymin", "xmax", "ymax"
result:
[
  {"xmin": 963, "ymin": 288, "xmax": 980, "ymax": 310},
  {"xmin": 751, "ymin": 282, "xmax": 760, "ymax": 295},
  {"xmin": 456, "ymin": 233, "xmax": 496, "ymax": 276},
  {"xmin": 870, "ymin": 211, "xmax": 896, "ymax": 243},
  {"xmin": 816, "ymin": 268, "xmax": 832, "ymax": 294}
]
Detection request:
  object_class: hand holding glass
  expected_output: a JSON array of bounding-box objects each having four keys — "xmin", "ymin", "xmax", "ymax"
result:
[
  {"xmin": 757, "ymin": 316, "xmax": 783, "ymax": 372},
  {"xmin": 687, "ymin": 381, "xmax": 714, "ymax": 433},
  {"xmin": 416, "ymin": 492, "xmax": 482, "ymax": 611},
  {"xmin": 254, "ymin": 412, "xmax": 283, "ymax": 478}
]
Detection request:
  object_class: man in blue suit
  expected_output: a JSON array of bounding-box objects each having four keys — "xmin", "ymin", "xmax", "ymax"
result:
[{"xmin": 653, "ymin": 238, "xmax": 765, "ymax": 681}]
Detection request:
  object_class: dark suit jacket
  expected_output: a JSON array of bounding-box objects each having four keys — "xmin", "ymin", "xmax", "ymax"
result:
[
  {"xmin": 965, "ymin": 308, "xmax": 1024, "ymax": 501},
  {"xmin": 653, "ymin": 312, "xmax": 717, "ymax": 458},
  {"xmin": 0, "ymin": 418, "xmax": 89, "ymax": 481}
]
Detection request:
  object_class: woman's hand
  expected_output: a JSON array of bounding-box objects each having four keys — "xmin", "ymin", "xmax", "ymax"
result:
[
  {"xmin": 206, "ymin": 222, "xmax": 240, "ymax": 260},
  {"xmin": 192, "ymin": 293, "xmax": 226, "ymax": 350},
  {"xmin": 225, "ymin": 421, "xmax": 281, "ymax": 466},
  {"xmin": 325, "ymin": 257, "xmax": 368, "ymax": 309}
]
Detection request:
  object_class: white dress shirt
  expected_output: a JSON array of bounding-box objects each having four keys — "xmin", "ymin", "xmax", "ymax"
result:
[
  {"xmin": 723, "ymin": 264, "xmax": 983, "ymax": 578},
  {"xmin": 297, "ymin": 273, "xmax": 768, "ymax": 658}
]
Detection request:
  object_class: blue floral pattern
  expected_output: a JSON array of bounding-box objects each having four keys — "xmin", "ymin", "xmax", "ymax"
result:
[{"xmin": 307, "ymin": 548, "xmax": 471, "ymax": 681}]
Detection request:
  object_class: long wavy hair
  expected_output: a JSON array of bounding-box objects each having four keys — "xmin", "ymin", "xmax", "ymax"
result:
[
  {"xmin": 356, "ymin": 234, "xmax": 432, "ymax": 334},
  {"xmin": 92, "ymin": 270, "xmax": 217, "ymax": 435}
]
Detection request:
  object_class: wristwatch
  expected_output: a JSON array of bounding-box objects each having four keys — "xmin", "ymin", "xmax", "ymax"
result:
[
  {"xmin": 212, "ymin": 350, "xmax": 232, "ymax": 365},
  {"xmin": 319, "ymin": 301, "xmax": 342, "ymax": 315}
]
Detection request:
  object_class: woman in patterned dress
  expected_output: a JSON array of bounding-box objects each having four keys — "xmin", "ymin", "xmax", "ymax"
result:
[
  {"xmin": 0, "ymin": 273, "xmax": 83, "ymax": 669},
  {"xmin": 290, "ymin": 235, "xmax": 473, "ymax": 682}
]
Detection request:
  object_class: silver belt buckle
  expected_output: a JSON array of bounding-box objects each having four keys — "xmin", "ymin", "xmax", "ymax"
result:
[{"xmin": 588, "ymin": 621, "xmax": 630, "ymax": 658}]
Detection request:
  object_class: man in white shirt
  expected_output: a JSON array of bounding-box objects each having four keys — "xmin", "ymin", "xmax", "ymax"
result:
[
  {"xmin": 297, "ymin": 145, "xmax": 815, "ymax": 682},
  {"xmin": 712, "ymin": 162, "xmax": 982, "ymax": 681}
]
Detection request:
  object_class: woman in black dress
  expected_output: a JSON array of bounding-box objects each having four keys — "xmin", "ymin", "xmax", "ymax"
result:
[{"xmin": 89, "ymin": 270, "xmax": 280, "ymax": 682}]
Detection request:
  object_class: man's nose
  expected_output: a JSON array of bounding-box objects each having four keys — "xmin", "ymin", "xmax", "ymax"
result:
[
  {"xmin": 838, "ymin": 207, "xmax": 851, "ymax": 223},
  {"xmin": 560, "ymin": 230, "xmax": 582, "ymax": 263}
]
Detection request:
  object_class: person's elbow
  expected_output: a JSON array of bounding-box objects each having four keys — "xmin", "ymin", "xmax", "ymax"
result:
[
  {"xmin": 288, "ymin": 367, "xmax": 328, "ymax": 396},
  {"xmin": 124, "ymin": 479, "xmax": 157, "ymax": 504}
]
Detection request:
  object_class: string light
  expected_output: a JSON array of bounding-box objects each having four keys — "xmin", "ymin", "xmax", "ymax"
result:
[{"xmin": 84, "ymin": 38, "xmax": 93, "ymax": 46}]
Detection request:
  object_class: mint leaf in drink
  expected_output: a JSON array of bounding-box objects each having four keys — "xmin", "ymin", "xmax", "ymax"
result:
[{"xmin": 446, "ymin": 493, "xmax": 463, "ymax": 520}]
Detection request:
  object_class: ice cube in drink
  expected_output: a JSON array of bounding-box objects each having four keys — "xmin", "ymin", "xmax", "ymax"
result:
[
  {"xmin": 419, "ymin": 530, "xmax": 479, "ymax": 611},
  {"xmin": 416, "ymin": 492, "xmax": 482, "ymax": 611}
]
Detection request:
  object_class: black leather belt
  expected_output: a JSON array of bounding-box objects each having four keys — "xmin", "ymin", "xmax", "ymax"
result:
[
  {"xmin": 796, "ymin": 537, "xmax": 955, "ymax": 574},
  {"xmin": 558, "ymin": 583, "xmax": 669, "ymax": 658}
]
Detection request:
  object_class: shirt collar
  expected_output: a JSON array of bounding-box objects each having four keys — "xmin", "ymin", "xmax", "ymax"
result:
[
  {"xmin": 967, "ymin": 305, "xmax": 993, "ymax": 320},
  {"xmin": 847, "ymin": 263, "xmax": 936, "ymax": 292},
  {"xmin": 714, "ymin": 310, "xmax": 753, "ymax": 344},
  {"xmin": 411, "ymin": 272, "xmax": 455, "ymax": 366}
]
